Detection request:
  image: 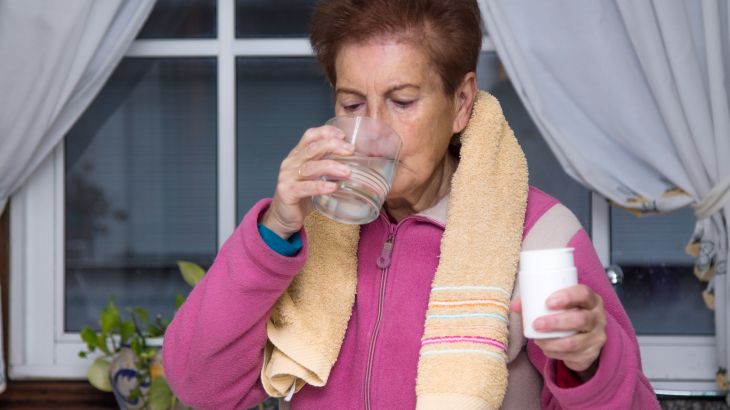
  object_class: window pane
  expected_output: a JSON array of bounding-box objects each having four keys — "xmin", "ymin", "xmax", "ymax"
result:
[
  {"xmin": 236, "ymin": 58, "xmax": 332, "ymax": 219},
  {"xmin": 236, "ymin": 0, "xmax": 318, "ymax": 38},
  {"xmin": 478, "ymin": 53, "xmax": 592, "ymax": 231},
  {"xmin": 611, "ymin": 207, "xmax": 714, "ymax": 335},
  {"xmin": 65, "ymin": 58, "xmax": 217, "ymax": 332},
  {"xmin": 138, "ymin": 0, "xmax": 216, "ymax": 39}
]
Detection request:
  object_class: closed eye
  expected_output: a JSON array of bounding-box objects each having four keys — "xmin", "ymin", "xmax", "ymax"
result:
[
  {"xmin": 343, "ymin": 103, "xmax": 363, "ymax": 112},
  {"xmin": 393, "ymin": 100, "xmax": 414, "ymax": 109}
]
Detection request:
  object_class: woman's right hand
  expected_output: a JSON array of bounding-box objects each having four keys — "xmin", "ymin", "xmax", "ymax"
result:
[{"xmin": 260, "ymin": 125, "xmax": 354, "ymax": 239}]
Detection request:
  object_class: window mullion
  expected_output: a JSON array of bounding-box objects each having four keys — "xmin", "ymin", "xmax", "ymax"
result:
[
  {"xmin": 591, "ymin": 191, "xmax": 610, "ymax": 266},
  {"xmin": 126, "ymin": 39, "xmax": 219, "ymax": 57},
  {"xmin": 54, "ymin": 145, "xmax": 66, "ymax": 341},
  {"xmin": 217, "ymin": 0, "xmax": 237, "ymax": 247},
  {"xmin": 9, "ymin": 151, "xmax": 57, "ymax": 377}
]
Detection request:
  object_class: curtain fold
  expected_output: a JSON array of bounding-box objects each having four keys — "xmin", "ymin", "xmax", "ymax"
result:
[
  {"xmin": 0, "ymin": 0, "xmax": 155, "ymax": 393},
  {"xmin": 481, "ymin": 0, "xmax": 730, "ymax": 386}
]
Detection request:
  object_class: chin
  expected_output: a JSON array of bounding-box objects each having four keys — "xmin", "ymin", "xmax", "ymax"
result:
[
  {"xmin": 385, "ymin": 189, "xmax": 402, "ymax": 201},
  {"xmin": 387, "ymin": 171, "xmax": 427, "ymax": 201}
]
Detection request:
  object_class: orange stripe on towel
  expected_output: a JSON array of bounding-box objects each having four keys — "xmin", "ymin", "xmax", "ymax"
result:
[{"xmin": 429, "ymin": 300, "xmax": 510, "ymax": 310}]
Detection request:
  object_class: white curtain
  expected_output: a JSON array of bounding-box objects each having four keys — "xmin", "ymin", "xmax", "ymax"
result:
[
  {"xmin": 480, "ymin": 0, "xmax": 730, "ymax": 384},
  {"xmin": 0, "ymin": 0, "xmax": 155, "ymax": 393}
]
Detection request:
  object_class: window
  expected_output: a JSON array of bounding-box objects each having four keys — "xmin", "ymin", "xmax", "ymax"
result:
[
  {"xmin": 611, "ymin": 207, "xmax": 718, "ymax": 394},
  {"xmin": 236, "ymin": 58, "xmax": 332, "ymax": 218},
  {"xmin": 138, "ymin": 0, "xmax": 217, "ymax": 39},
  {"xmin": 64, "ymin": 58, "xmax": 218, "ymax": 331},
  {"xmin": 612, "ymin": 207, "xmax": 713, "ymax": 336},
  {"xmin": 9, "ymin": 0, "xmax": 717, "ymax": 395},
  {"xmin": 235, "ymin": 0, "xmax": 318, "ymax": 38}
]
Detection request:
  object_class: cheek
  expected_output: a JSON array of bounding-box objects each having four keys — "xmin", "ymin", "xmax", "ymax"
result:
[
  {"xmin": 399, "ymin": 124, "xmax": 449, "ymax": 166},
  {"xmin": 390, "ymin": 138, "xmax": 435, "ymax": 188},
  {"xmin": 388, "ymin": 104, "xmax": 454, "ymax": 183}
]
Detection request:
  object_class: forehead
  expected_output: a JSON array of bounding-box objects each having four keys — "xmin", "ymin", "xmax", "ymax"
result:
[{"xmin": 334, "ymin": 38, "xmax": 436, "ymax": 90}]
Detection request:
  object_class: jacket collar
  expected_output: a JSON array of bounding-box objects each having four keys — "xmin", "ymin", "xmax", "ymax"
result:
[{"xmin": 414, "ymin": 191, "xmax": 449, "ymax": 227}]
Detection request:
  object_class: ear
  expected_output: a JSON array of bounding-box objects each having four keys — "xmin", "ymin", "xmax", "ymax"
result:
[{"xmin": 451, "ymin": 72, "xmax": 477, "ymax": 134}]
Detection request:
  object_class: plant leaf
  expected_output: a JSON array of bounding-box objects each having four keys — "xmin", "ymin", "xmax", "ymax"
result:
[
  {"xmin": 120, "ymin": 320, "xmax": 135, "ymax": 343},
  {"xmin": 130, "ymin": 338, "xmax": 142, "ymax": 357},
  {"xmin": 132, "ymin": 307, "xmax": 149, "ymax": 326},
  {"xmin": 87, "ymin": 357, "xmax": 112, "ymax": 392},
  {"xmin": 100, "ymin": 301, "xmax": 120, "ymax": 335},
  {"xmin": 177, "ymin": 261, "xmax": 205, "ymax": 287},
  {"xmin": 148, "ymin": 376, "xmax": 175, "ymax": 410},
  {"xmin": 175, "ymin": 293, "xmax": 186, "ymax": 310},
  {"xmin": 80, "ymin": 326, "xmax": 98, "ymax": 350},
  {"xmin": 147, "ymin": 324, "xmax": 164, "ymax": 338},
  {"xmin": 97, "ymin": 334, "xmax": 111, "ymax": 355},
  {"xmin": 148, "ymin": 315, "xmax": 169, "ymax": 338}
]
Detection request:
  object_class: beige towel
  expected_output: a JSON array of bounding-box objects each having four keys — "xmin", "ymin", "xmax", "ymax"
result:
[{"xmin": 262, "ymin": 91, "xmax": 529, "ymax": 409}]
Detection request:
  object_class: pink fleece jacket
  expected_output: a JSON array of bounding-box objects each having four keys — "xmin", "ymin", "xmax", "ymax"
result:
[{"xmin": 163, "ymin": 187, "xmax": 659, "ymax": 409}]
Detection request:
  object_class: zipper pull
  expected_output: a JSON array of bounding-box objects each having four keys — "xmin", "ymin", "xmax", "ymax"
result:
[{"xmin": 377, "ymin": 226, "xmax": 396, "ymax": 269}]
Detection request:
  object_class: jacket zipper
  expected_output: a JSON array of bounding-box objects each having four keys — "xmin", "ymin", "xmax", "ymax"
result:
[
  {"xmin": 364, "ymin": 220, "xmax": 396, "ymax": 410},
  {"xmin": 363, "ymin": 213, "xmax": 444, "ymax": 409}
]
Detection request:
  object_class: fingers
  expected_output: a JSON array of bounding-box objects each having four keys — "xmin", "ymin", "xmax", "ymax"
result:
[
  {"xmin": 292, "ymin": 179, "xmax": 340, "ymax": 199},
  {"xmin": 292, "ymin": 126, "xmax": 348, "ymax": 159},
  {"xmin": 301, "ymin": 137, "xmax": 355, "ymax": 162},
  {"xmin": 533, "ymin": 331, "xmax": 606, "ymax": 372},
  {"xmin": 546, "ymin": 284, "xmax": 601, "ymax": 310},
  {"xmin": 280, "ymin": 128, "xmax": 353, "ymax": 183},
  {"xmin": 528, "ymin": 285, "xmax": 608, "ymax": 373},
  {"xmin": 264, "ymin": 125, "xmax": 350, "ymax": 238},
  {"xmin": 297, "ymin": 125, "xmax": 345, "ymax": 149},
  {"xmin": 533, "ymin": 309, "xmax": 598, "ymax": 333},
  {"xmin": 534, "ymin": 333, "xmax": 586, "ymax": 357},
  {"xmin": 276, "ymin": 179, "xmax": 339, "ymax": 205},
  {"xmin": 534, "ymin": 285, "xmax": 605, "ymax": 334},
  {"xmin": 510, "ymin": 297, "xmax": 522, "ymax": 314},
  {"xmin": 282, "ymin": 131, "xmax": 353, "ymax": 179},
  {"xmin": 298, "ymin": 159, "xmax": 352, "ymax": 180}
]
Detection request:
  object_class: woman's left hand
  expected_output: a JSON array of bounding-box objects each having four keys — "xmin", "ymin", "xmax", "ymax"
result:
[{"xmin": 511, "ymin": 284, "xmax": 607, "ymax": 380}]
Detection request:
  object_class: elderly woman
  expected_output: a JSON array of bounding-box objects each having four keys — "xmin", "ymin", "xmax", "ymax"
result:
[{"xmin": 163, "ymin": 1, "xmax": 659, "ymax": 409}]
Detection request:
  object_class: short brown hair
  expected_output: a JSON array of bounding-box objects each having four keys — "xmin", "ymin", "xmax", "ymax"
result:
[{"xmin": 309, "ymin": 0, "xmax": 483, "ymax": 95}]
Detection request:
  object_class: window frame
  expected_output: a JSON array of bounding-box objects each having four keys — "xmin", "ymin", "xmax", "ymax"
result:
[
  {"xmin": 8, "ymin": 0, "xmax": 720, "ymax": 395},
  {"xmin": 591, "ymin": 192, "xmax": 719, "ymax": 395}
]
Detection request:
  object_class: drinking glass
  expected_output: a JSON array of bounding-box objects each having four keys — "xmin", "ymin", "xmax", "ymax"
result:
[{"xmin": 312, "ymin": 116, "xmax": 402, "ymax": 225}]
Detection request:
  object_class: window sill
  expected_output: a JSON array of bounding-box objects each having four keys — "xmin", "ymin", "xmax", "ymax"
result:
[{"xmin": 0, "ymin": 380, "xmax": 116, "ymax": 408}]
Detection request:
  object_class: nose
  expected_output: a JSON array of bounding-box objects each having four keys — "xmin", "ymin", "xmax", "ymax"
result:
[{"xmin": 363, "ymin": 101, "xmax": 388, "ymax": 123}]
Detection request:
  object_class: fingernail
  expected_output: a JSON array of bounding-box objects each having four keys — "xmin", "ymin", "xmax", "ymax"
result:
[
  {"xmin": 533, "ymin": 319, "xmax": 545, "ymax": 330},
  {"xmin": 343, "ymin": 143, "xmax": 355, "ymax": 152},
  {"xmin": 547, "ymin": 296, "xmax": 562, "ymax": 309}
]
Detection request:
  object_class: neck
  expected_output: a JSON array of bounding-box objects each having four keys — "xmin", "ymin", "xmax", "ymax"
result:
[{"xmin": 385, "ymin": 154, "xmax": 457, "ymax": 222}]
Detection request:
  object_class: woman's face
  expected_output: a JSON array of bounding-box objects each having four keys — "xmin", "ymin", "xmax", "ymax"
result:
[{"xmin": 333, "ymin": 39, "xmax": 466, "ymax": 201}]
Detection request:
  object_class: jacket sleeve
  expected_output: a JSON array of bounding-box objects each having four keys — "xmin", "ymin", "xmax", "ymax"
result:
[
  {"xmin": 527, "ymin": 228, "xmax": 660, "ymax": 410},
  {"xmin": 162, "ymin": 199, "xmax": 307, "ymax": 409}
]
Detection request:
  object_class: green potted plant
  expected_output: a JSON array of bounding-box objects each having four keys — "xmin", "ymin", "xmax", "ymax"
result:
[{"xmin": 79, "ymin": 261, "xmax": 206, "ymax": 410}]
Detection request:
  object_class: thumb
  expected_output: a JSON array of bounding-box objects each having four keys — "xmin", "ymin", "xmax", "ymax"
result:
[{"xmin": 510, "ymin": 297, "xmax": 522, "ymax": 314}]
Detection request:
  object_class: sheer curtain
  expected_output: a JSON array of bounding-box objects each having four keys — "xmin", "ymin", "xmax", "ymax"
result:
[
  {"xmin": 480, "ymin": 0, "xmax": 730, "ymax": 383},
  {"xmin": 0, "ymin": 0, "xmax": 155, "ymax": 393}
]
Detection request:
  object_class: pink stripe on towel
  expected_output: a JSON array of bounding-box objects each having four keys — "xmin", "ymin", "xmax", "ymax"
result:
[{"xmin": 421, "ymin": 336, "xmax": 507, "ymax": 351}]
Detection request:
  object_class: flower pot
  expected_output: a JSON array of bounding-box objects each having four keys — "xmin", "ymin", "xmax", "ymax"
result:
[{"xmin": 109, "ymin": 347, "xmax": 150, "ymax": 410}]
